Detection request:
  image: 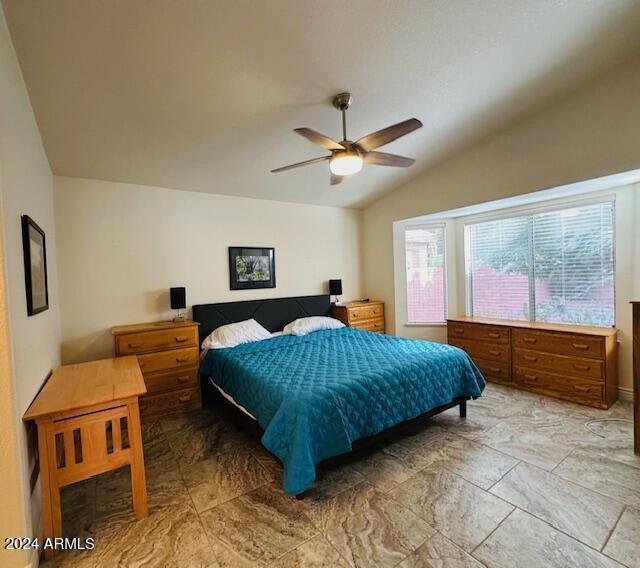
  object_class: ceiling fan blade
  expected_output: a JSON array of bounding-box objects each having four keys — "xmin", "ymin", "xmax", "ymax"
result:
[
  {"xmin": 294, "ymin": 128, "xmax": 345, "ymax": 150},
  {"xmin": 271, "ymin": 155, "xmax": 329, "ymax": 173},
  {"xmin": 364, "ymin": 151, "xmax": 415, "ymax": 167},
  {"xmin": 355, "ymin": 118, "xmax": 423, "ymax": 152},
  {"xmin": 330, "ymin": 173, "xmax": 343, "ymax": 186}
]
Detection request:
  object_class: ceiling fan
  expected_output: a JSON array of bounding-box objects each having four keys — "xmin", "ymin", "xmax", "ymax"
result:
[{"xmin": 271, "ymin": 92, "xmax": 423, "ymax": 185}]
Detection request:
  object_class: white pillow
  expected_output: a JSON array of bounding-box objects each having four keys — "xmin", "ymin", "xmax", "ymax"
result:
[
  {"xmin": 201, "ymin": 319, "xmax": 272, "ymax": 350},
  {"xmin": 283, "ymin": 316, "xmax": 345, "ymax": 336}
]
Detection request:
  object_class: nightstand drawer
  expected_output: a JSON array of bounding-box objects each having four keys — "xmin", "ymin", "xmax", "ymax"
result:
[
  {"xmin": 137, "ymin": 347, "xmax": 198, "ymax": 375},
  {"xmin": 352, "ymin": 317, "xmax": 385, "ymax": 333},
  {"xmin": 144, "ymin": 367, "xmax": 199, "ymax": 394},
  {"xmin": 348, "ymin": 304, "xmax": 384, "ymax": 323},
  {"xmin": 115, "ymin": 326, "xmax": 198, "ymax": 355},
  {"xmin": 139, "ymin": 387, "xmax": 200, "ymax": 420}
]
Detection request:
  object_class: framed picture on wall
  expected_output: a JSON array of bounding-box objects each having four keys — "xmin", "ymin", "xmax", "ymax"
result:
[
  {"xmin": 21, "ymin": 215, "xmax": 49, "ymax": 316},
  {"xmin": 228, "ymin": 247, "xmax": 276, "ymax": 290}
]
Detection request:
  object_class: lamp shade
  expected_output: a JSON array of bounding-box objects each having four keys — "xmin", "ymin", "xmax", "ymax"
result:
[
  {"xmin": 329, "ymin": 279, "xmax": 342, "ymax": 296},
  {"xmin": 170, "ymin": 287, "xmax": 186, "ymax": 310}
]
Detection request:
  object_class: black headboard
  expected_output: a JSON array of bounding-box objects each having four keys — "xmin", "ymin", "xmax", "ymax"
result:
[{"xmin": 192, "ymin": 294, "xmax": 331, "ymax": 345}]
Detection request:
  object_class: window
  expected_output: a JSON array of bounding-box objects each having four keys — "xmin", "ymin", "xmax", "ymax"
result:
[
  {"xmin": 465, "ymin": 199, "xmax": 615, "ymax": 327},
  {"xmin": 405, "ymin": 224, "xmax": 447, "ymax": 323}
]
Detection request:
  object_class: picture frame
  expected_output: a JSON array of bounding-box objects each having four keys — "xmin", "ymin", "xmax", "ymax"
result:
[
  {"xmin": 228, "ymin": 247, "xmax": 276, "ymax": 290},
  {"xmin": 21, "ymin": 215, "xmax": 49, "ymax": 316}
]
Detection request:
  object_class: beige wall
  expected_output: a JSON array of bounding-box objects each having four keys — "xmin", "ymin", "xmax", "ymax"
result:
[
  {"xmin": 55, "ymin": 177, "xmax": 363, "ymax": 363},
  {"xmin": 0, "ymin": 4, "xmax": 60, "ymax": 566}
]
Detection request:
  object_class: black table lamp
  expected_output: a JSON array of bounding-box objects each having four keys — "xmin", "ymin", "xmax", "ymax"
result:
[
  {"xmin": 170, "ymin": 287, "xmax": 186, "ymax": 322},
  {"xmin": 329, "ymin": 279, "xmax": 342, "ymax": 305}
]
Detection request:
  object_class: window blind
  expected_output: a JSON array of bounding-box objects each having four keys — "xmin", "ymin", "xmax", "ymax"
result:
[
  {"xmin": 532, "ymin": 201, "xmax": 614, "ymax": 327},
  {"xmin": 405, "ymin": 225, "xmax": 446, "ymax": 323},
  {"xmin": 465, "ymin": 200, "xmax": 615, "ymax": 327},
  {"xmin": 466, "ymin": 216, "xmax": 530, "ymax": 321}
]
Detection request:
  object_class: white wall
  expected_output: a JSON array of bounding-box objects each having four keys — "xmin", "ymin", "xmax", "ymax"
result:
[
  {"xmin": 54, "ymin": 177, "xmax": 363, "ymax": 363},
  {"xmin": 0, "ymin": 4, "xmax": 60, "ymax": 566}
]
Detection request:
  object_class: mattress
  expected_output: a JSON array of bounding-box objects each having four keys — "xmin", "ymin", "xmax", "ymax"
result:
[
  {"xmin": 209, "ymin": 376, "xmax": 256, "ymax": 420},
  {"xmin": 200, "ymin": 327, "xmax": 485, "ymax": 495}
]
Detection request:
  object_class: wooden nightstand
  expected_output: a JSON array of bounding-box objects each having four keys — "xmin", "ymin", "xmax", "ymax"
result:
[
  {"xmin": 112, "ymin": 320, "xmax": 201, "ymax": 421},
  {"xmin": 332, "ymin": 301, "xmax": 385, "ymax": 333}
]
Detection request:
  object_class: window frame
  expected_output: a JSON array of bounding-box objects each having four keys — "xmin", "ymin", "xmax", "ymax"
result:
[
  {"xmin": 403, "ymin": 222, "xmax": 448, "ymax": 325},
  {"xmin": 463, "ymin": 195, "xmax": 616, "ymax": 327}
]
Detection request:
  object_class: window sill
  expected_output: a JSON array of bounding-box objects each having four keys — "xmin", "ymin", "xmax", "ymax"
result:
[{"xmin": 403, "ymin": 322, "xmax": 447, "ymax": 327}]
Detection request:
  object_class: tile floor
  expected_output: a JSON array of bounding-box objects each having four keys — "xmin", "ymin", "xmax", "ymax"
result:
[{"xmin": 44, "ymin": 384, "xmax": 639, "ymax": 567}]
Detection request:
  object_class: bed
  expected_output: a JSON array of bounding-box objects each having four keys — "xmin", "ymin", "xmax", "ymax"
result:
[{"xmin": 194, "ymin": 295, "xmax": 485, "ymax": 496}]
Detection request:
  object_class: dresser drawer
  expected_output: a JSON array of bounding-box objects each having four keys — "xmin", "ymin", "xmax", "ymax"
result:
[
  {"xmin": 137, "ymin": 347, "xmax": 199, "ymax": 374},
  {"xmin": 353, "ymin": 318, "xmax": 385, "ymax": 333},
  {"xmin": 348, "ymin": 304, "xmax": 384, "ymax": 323},
  {"xmin": 140, "ymin": 387, "xmax": 200, "ymax": 420},
  {"xmin": 513, "ymin": 348, "xmax": 604, "ymax": 381},
  {"xmin": 144, "ymin": 367, "xmax": 199, "ymax": 394},
  {"xmin": 473, "ymin": 357, "xmax": 511, "ymax": 384},
  {"xmin": 514, "ymin": 367, "xmax": 605, "ymax": 406},
  {"xmin": 116, "ymin": 326, "xmax": 198, "ymax": 355},
  {"xmin": 512, "ymin": 329, "xmax": 604, "ymax": 360},
  {"xmin": 448, "ymin": 338, "xmax": 510, "ymax": 363},
  {"xmin": 448, "ymin": 322, "xmax": 509, "ymax": 345}
]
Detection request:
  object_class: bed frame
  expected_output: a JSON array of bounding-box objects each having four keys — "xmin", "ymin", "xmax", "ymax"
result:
[{"xmin": 192, "ymin": 294, "xmax": 469, "ymax": 496}]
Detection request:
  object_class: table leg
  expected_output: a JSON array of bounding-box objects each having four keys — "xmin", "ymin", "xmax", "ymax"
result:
[
  {"xmin": 37, "ymin": 419, "xmax": 62, "ymax": 559},
  {"xmin": 127, "ymin": 399, "xmax": 148, "ymax": 519}
]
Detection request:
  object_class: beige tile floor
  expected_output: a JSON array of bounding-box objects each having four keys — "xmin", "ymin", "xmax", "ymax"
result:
[{"xmin": 44, "ymin": 383, "xmax": 639, "ymax": 567}]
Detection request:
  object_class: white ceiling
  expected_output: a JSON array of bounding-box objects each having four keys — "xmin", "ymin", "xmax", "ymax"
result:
[{"xmin": 4, "ymin": 0, "xmax": 640, "ymax": 208}]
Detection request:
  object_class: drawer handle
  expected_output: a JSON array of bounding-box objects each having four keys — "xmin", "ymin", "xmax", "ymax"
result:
[
  {"xmin": 176, "ymin": 357, "xmax": 189, "ymax": 363},
  {"xmin": 488, "ymin": 349, "xmax": 501, "ymax": 356},
  {"xmin": 175, "ymin": 336, "xmax": 188, "ymax": 343},
  {"xmin": 572, "ymin": 343, "xmax": 590, "ymax": 351},
  {"xmin": 487, "ymin": 332, "xmax": 500, "ymax": 339},
  {"xmin": 489, "ymin": 367, "xmax": 501, "ymax": 373},
  {"xmin": 454, "ymin": 327, "xmax": 465, "ymax": 334},
  {"xmin": 523, "ymin": 355, "xmax": 538, "ymax": 362},
  {"xmin": 523, "ymin": 337, "xmax": 537, "ymax": 344},
  {"xmin": 572, "ymin": 363, "xmax": 591, "ymax": 371},
  {"xmin": 178, "ymin": 394, "xmax": 192, "ymax": 402},
  {"xmin": 176, "ymin": 376, "xmax": 190, "ymax": 384},
  {"xmin": 573, "ymin": 385, "xmax": 592, "ymax": 393},
  {"xmin": 524, "ymin": 374, "xmax": 538, "ymax": 381},
  {"xmin": 128, "ymin": 342, "xmax": 142, "ymax": 348}
]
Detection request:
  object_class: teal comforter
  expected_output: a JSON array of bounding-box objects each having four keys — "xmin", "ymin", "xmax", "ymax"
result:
[{"xmin": 200, "ymin": 328, "xmax": 485, "ymax": 495}]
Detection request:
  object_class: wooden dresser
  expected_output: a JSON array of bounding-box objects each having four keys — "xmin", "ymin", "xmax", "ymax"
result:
[
  {"xmin": 332, "ymin": 300, "xmax": 385, "ymax": 333},
  {"xmin": 630, "ymin": 302, "xmax": 640, "ymax": 455},
  {"xmin": 447, "ymin": 316, "xmax": 617, "ymax": 409},
  {"xmin": 112, "ymin": 320, "xmax": 201, "ymax": 420}
]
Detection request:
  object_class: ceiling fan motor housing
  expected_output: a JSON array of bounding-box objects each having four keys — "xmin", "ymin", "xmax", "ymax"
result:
[{"xmin": 332, "ymin": 92, "xmax": 353, "ymax": 111}]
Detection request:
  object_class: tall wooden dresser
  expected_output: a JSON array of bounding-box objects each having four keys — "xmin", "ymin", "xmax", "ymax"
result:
[
  {"xmin": 332, "ymin": 300, "xmax": 385, "ymax": 333},
  {"xmin": 112, "ymin": 320, "xmax": 201, "ymax": 420},
  {"xmin": 447, "ymin": 316, "xmax": 617, "ymax": 409},
  {"xmin": 630, "ymin": 302, "xmax": 640, "ymax": 455}
]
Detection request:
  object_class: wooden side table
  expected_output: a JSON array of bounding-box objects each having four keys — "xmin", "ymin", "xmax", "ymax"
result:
[
  {"xmin": 23, "ymin": 356, "xmax": 148, "ymax": 558},
  {"xmin": 332, "ymin": 300, "xmax": 385, "ymax": 333}
]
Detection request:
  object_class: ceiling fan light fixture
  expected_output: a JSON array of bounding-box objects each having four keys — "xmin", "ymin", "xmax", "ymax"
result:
[{"xmin": 329, "ymin": 151, "xmax": 363, "ymax": 176}]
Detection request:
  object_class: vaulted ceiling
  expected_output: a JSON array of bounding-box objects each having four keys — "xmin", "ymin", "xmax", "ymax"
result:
[{"xmin": 4, "ymin": 0, "xmax": 640, "ymax": 208}]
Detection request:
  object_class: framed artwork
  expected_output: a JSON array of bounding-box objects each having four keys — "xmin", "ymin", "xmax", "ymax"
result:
[
  {"xmin": 21, "ymin": 215, "xmax": 49, "ymax": 316},
  {"xmin": 228, "ymin": 247, "xmax": 276, "ymax": 290}
]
